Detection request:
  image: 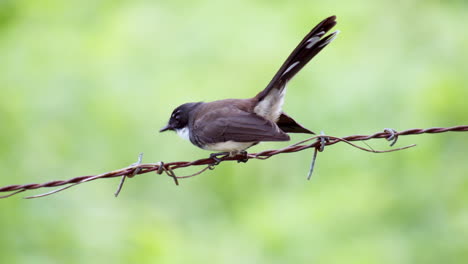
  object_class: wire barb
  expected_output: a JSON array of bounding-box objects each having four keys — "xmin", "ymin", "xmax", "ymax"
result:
[
  {"xmin": 307, "ymin": 131, "xmax": 329, "ymax": 180},
  {"xmin": 156, "ymin": 161, "xmax": 165, "ymax": 174},
  {"xmin": 0, "ymin": 125, "xmax": 466, "ymax": 199},
  {"xmin": 307, "ymin": 147, "xmax": 319, "ymax": 180},
  {"xmin": 114, "ymin": 153, "xmax": 144, "ymax": 197},
  {"xmin": 384, "ymin": 128, "xmax": 399, "ymax": 146},
  {"xmin": 164, "ymin": 167, "xmax": 179, "ymax": 186}
]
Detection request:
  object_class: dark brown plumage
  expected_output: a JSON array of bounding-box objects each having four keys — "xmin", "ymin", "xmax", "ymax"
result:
[{"xmin": 160, "ymin": 16, "xmax": 338, "ymax": 153}]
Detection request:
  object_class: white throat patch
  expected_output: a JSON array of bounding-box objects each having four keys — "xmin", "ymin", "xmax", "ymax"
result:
[{"xmin": 175, "ymin": 127, "xmax": 190, "ymax": 141}]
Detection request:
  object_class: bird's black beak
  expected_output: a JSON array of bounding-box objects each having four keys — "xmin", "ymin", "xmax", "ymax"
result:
[{"xmin": 159, "ymin": 124, "xmax": 173, "ymax": 132}]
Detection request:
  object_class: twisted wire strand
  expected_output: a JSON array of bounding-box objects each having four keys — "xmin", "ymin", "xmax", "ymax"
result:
[{"xmin": 0, "ymin": 125, "xmax": 467, "ymax": 199}]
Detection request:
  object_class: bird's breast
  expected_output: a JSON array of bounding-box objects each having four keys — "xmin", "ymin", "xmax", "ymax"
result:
[{"xmin": 203, "ymin": 141, "xmax": 256, "ymax": 152}]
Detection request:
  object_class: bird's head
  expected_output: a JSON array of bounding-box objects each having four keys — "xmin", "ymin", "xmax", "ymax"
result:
[{"xmin": 160, "ymin": 102, "xmax": 202, "ymax": 133}]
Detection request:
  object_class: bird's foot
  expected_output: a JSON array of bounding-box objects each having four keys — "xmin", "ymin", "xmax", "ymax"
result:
[
  {"xmin": 236, "ymin": 150, "xmax": 249, "ymax": 163},
  {"xmin": 209, "ymin": 150, "xmax": 249, "ymax": 165},
  {"xmin": 209, "ymin": 152, "xmax": 230, "ymax": 165}
]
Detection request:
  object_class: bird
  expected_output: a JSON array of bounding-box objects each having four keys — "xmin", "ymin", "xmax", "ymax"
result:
[{"xmin": 160, "ymin": 15, "xmax": 338, "ymax": 162}]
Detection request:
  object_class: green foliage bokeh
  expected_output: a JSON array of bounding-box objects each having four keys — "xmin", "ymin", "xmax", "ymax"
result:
[{"xmin": 1, "ymin": 0, "xmax": 467, "ymax": 263}]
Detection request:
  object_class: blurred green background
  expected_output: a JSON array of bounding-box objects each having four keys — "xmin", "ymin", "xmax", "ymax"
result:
[{"xmin": 1, "ymin": 0, "xmax": 468, "ymax": 263}]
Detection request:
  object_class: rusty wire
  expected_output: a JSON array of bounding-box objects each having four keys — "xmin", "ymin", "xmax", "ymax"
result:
[{"xmin": 0, "ymin": 125, "xmax": 467, "ymax": 199}]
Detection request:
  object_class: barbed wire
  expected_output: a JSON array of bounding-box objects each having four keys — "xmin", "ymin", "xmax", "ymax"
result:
[{"xmin": 0, "ymin": 125, "xmax": 467, "ymax": 199}]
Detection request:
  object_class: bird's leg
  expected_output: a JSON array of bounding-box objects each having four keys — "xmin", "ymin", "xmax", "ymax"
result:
[
  {"xmin": 209, "ymin": 150, "xmax": 249, "ymax": 165},
  {"xmin": 209, "ymin": 152, "xmax": 230, "ymax": 165}
]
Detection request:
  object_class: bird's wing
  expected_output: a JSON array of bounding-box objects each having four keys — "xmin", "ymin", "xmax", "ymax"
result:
[{"xmin": 192, "ymin": 108, "xmax": 290, "ymax": 144}]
